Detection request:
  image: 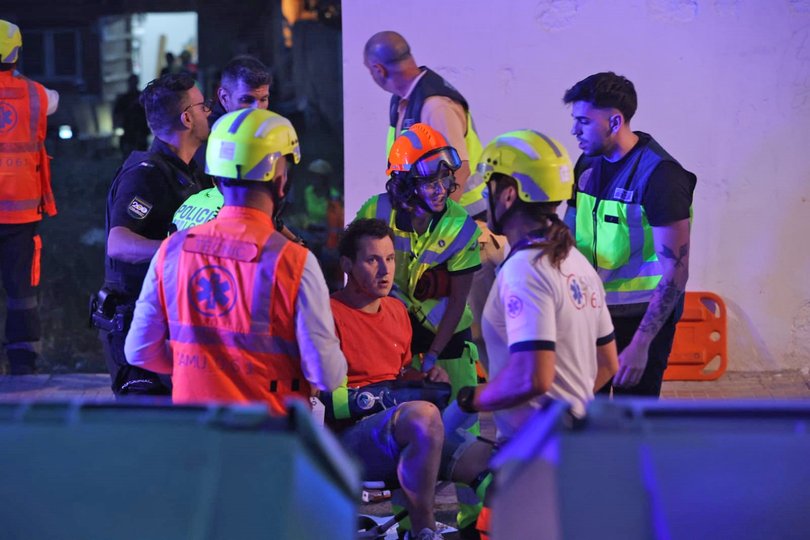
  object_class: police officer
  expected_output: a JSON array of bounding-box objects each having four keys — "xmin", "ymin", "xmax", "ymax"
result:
[
  {"xmin": 562, "ymin": 72, "xmax": 696, "ymax": 397},
  {"xmin": 95, "ymin": 73, "xmax": 211, "ymax": 395},
  {"xmin": 0, "ymin": 20, "xmax": 59, "ymax": 374},
  {"xmin": 124, "ymin": 109, "xmax": 346, "ymax": 412}
]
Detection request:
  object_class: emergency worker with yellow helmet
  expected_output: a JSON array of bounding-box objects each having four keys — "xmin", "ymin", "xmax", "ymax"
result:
[
  {"xmin": 356, "ymin": 123, "xmax": 485, "ymax": 533},
  {"xmin": 125, "ymin": 108, "xmax": 347, "ymax": 413},
  {"xmin": 455, "ymin": 130, "xmax": 619, "ymax": 440},
  {"xmin": 0, "ymin": 20, "xmax": 60, "ymax": 374}
]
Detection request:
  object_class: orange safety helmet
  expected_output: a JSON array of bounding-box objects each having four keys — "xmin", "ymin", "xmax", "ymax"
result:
[{"xmin": 386, "ymin": 123, "xmax": 461, "ymax": 177}]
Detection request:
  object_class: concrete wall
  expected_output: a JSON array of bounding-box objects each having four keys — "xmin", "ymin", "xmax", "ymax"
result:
[{"xmin": 342, "ymin": 0, "xmax": 810, "ymax": 370}]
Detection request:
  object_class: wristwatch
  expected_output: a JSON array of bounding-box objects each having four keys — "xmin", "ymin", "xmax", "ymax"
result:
[{"xmin": 456, "ymin": 386, "xmax": 478, "ymax": 413}]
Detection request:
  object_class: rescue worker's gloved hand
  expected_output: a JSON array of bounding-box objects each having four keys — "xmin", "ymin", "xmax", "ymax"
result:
[{"xmin": 421, "ymin": 352, "xmax": 438, "ymax": 372}]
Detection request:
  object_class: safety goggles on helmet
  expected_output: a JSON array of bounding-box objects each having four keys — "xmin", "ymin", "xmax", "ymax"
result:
[{"xmin": 409, "ymin": 146, "xmax": 462, "ymax": 179}]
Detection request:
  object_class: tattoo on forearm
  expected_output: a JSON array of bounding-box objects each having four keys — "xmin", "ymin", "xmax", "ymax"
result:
[
  {"xmin": 638, "ymin": 278, "xmax": 682, "ymax": 336},
  {"xmin": 659, "ymin": 242, "xmax": 689, "ymax": 269}
]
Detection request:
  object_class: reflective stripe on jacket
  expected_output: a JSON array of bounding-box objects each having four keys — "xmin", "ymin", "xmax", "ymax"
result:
[
  {"xmin": 0, "ymin": 71, "xmax": 55, "ymax": 223},
  {"xmin": 574, "ymin": 132, "xmax": 693, "ymax": 305},
  {"xmin": 357, "ymin": 193, "xmax": 480, "ymax": 332},
  {"xmin": 156, "ymin": 206, "xmax": 309, "ymax": 414}
]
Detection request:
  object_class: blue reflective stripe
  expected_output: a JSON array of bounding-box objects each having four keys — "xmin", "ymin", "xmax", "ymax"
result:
[
  {"xmin": 596, "ymin": 203, "xmax": 662, "ymax": 283},
  {"xmin": 424, "ymin": 298, "xmax": 448, "ymax": 328},
  {"xmin": 419, "ymin": 217, "xmax": 478, "ymax": 266},
  {"xmin": 0, "ymin": 142, "xmax": 40, "ymax": 153},
  {"xmin": 373, "ymin": 194, "xmax": 393, "ymax": 221},
  {"xmin": 249, "ymin": 232, "xmax": 288, "ymax": 333},
  {"xmin": 168, "ymin": 322, "xmax": 299, "ymax": 357},
  {"xmin": 598, "ymin": 260, "xmax": 663, "ymax": 282},
  {"xmin": 161, "ymin": 229, "xmax": 190, "ymax": 324},
  {"xmin": 393, "ymin": 235, "xmax": 410, "ymax": 252},
  {"xmin": 228, "ymin": 109, "xmax": 253, "ymax": 134},
  {"xmin": 25, "ymin": 80, "xmax": 41, "ymax": 143},
  {"xmin": 0, "ymin": 199, "xmax": 40, "ymax": 211},
  {"xmin": 606, "ymin": 289, "xmax": 657, "ymax": 305},
  {"xmin": 626, "ymin": 204, "xmax": 647, "ymax": 271},
  {"xmin": 535, "ymin": 132, "xmax": 562, "ymax": 157},
  {"xmin": 390, "ymin": 284, "xmax": 409, "ymax": 305}
]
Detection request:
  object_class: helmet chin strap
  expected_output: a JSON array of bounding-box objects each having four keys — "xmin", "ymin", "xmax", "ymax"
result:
[
  {"xmin": 488, "ymin": 188, "xmax": 516, "ymax": 236},
  {"xmin": 270, "ymin": 181, "xmax": 288, "ymax": 220},
  {"xmin": 412, "ymin": 191, "xmax": 434, "ymax": 214}
]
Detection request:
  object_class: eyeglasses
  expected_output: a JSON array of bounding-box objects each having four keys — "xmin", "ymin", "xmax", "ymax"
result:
[
  {"xmin": 418, "ymin": 173, "xmax": 455, "ymax": 194},
  {"xmin": 183, "ymin": 99, "xmax": 213, "ymax": 114}
]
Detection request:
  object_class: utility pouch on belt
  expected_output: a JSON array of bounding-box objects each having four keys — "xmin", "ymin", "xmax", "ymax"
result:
[
  {"xmin": 321, "ymin": 379, "xmax": 452, "ymax": 424},
  {"xmin": 89, "ymin": 288, "xmax": 134, "ymax": 334}
]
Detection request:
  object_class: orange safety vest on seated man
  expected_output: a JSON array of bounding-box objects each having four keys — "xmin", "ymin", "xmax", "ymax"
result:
[
  {"xmin": 0, "ymin": 70, "xmax": 56, "ymax": 223},
  {"xmin": 154, "ymin": 206, "xmax": 309, "ymax": 415}
]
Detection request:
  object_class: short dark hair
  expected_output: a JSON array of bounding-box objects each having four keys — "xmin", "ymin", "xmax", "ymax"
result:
[
  {"xmin": 139, "ymin": 73, "xmax": 196, "ymax": 136},
  {"xmin": 338, "ymin": 218, "xmax": 395, "ymax": 261},
  {"xmin": 563, "ymin": 72, "xmax": 638, "ymax": 121},
  {"xmin": 220, "ymin": 55, "xmax": 272, "ymax": 90}
]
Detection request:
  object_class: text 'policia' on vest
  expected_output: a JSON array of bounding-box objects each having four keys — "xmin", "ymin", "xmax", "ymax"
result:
[{"xmin": 386, "ymin": 67, "xmax": 486, "ymax": 218}]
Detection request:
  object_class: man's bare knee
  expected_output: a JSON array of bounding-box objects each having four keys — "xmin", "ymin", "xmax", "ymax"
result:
[{"xmin": 393, "ymin": 401, "xmax": 444, "ymax": 447}]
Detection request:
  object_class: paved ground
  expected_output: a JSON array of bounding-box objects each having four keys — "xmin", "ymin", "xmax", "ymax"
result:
[
  {"xmin": 2, "ymin": 370, "xmax": 809, "ymax": 402},
  {"xmin": 2, "ymin": 370, "xmax": 808, "ymax": 538}
]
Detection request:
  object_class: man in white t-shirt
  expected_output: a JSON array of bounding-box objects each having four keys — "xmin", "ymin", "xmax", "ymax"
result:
[{"xmin": 454, "ymin": 130, "xmax": 619, "ymax": 441}]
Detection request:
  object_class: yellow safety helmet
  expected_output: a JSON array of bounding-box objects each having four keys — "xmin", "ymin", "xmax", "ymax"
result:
[
  {"xmin": 206, "ymin": 108, "xmax": 300, "ymax": 181},
  {"xmin": 477, "ymin": 130, "xmax": 573, "ymax": 203},
  {"xmin": 0, "ymin": 20, "xmax": 22, "ymax": 64}
]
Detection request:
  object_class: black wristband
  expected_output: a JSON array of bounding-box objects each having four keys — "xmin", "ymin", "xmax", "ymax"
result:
[{"xmin": 457, "ymin": 386, "xmax": 478, "ymax": 413}]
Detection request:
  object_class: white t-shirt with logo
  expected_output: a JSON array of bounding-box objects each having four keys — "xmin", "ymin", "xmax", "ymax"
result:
[{"xmin": 482, "ymin": 245, "xmax": 614, "ymax": 440}]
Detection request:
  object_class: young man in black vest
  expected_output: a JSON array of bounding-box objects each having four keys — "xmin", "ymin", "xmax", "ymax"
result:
[{"xmin": 563, "ymin": 72, "xmax": 696, "ymax": 397}]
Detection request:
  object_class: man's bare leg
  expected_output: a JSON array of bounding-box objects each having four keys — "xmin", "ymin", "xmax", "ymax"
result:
[{"xmin": 393, "ymin": 401, "xmax": 445, "ymax": 533}]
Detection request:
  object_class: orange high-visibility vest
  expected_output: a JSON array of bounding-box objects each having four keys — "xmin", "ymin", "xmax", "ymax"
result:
[
  {"xmin": 155, "ymin": 206, "xmax": 309, "ymax": 415},
  {"xmin": 0, "ymin": 71, "xmax": 56, "ymax": 223}
]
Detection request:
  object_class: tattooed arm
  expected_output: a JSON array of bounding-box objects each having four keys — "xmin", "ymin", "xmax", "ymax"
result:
[{"xmin": 613, "ymin": 217, "xmax": 691, "ymax": 388}]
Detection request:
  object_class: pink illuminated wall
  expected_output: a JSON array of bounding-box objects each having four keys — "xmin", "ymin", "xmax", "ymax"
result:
[{"xmin": 343, "ymin": 0, "xmax": 810, "ymax": 370}]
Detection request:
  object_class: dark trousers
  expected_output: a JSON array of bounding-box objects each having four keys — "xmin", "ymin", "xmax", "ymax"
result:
[
  {"xmin": 409, "ymin": 312, "xmax": 472, "ymax": 359},
  {"xmin": 598, "ymin": 295, "xmax": 685, "ymax": 398},
  {"xmin": 98, "ymin": 303, "xmax": 171, "ymax": 396},
  {"xmin": 0, "ymin": 222, "xmax": 41, "ymax": 373}
]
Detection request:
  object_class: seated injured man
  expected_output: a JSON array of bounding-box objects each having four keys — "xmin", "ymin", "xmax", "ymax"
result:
[{"xmin": 322, "ymin": 218, "xmax": 490, "ymax": 540}]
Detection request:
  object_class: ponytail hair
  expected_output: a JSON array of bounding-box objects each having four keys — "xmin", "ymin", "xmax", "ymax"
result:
[{"xmin": 537, "ymin": 211, "xmax": 574, "ymax": 270}]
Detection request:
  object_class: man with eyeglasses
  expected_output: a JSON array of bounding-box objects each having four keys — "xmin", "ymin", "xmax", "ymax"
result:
[
  {"xmin": 94, "ymin": 73, "xmax": 212, "ymax": 396},
  {"xmin": 357, "ymin": 123, "xmax": 485, "ymax": 538}
]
